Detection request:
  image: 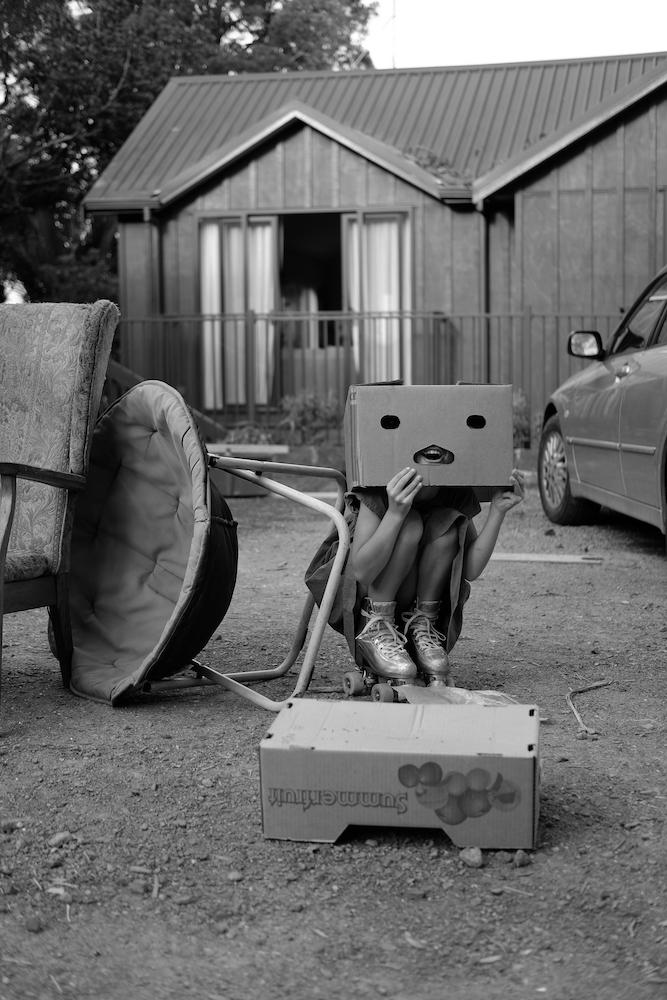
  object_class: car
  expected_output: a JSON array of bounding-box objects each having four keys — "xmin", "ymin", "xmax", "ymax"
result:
[{"xmin": 538, "ymin": 266, "xmax": 667, "ymax": 541}]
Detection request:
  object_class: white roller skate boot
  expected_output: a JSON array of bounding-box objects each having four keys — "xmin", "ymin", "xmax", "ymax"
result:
[
  {"xmin": 355, "ymin": 599, "xmax": 417, "ymax": 689},
  {"xmin": 402, "ymin": 600, "xmax": 450, "ymax": 686}
]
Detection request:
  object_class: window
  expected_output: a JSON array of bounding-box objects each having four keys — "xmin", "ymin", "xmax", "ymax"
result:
[
  {"xmin": 199, "ymin": 217, "xmax": 278, "ymax": 407},
  {"xmin": 343, "ymin": 212, "xmax": 412, "ymax": 382},
  {"xmin": 199, "ymin": 209, "xmax": 413, "ymax": 406},
  {"xmin": 610, "ymin": 274, "xmax": 667, "ymax": 355}
]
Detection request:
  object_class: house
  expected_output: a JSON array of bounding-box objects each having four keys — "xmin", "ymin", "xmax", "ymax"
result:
[{"xmin": 85, "ymin": 53, "xmax": 667, "ymax": 424}]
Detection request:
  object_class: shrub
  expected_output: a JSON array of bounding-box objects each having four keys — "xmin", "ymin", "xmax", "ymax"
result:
[
  {"xmin": 222, "ymin": 423, "xmax": 276, "ymax": 445},
  {"xmin": 512, "ymin": 389, "xmax": 532, "ymax": 449},
  {"xmin": 36, "ymin": 249, "xmax": 118, "ymax": 303},
  {"xmin": 278, "ymin": 390, "xmax": 342, "ymax": 444}
]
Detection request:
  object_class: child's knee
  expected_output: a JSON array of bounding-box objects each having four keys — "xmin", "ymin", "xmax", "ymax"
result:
[
  {"xmin": 397, "ymin": 509, "xmax": 424, "ymax": 551},
  {"xmin": 427, "ymin": 522, "xmax": 458, "ymax": 556}
]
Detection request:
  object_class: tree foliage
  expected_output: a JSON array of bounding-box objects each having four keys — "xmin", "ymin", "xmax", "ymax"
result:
[
  {"xmin": 207, "ymin": 0, "xmax": 376, "ymax": 73},
  {"xmin": 0, "ymin": 0, "xmax": 377, "ymax": 300}
]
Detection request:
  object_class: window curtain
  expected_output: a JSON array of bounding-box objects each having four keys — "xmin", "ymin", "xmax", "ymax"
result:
[
  {"xmin": 200, "ymin": 222, "xmax": 223, "ymax": 409},
  {"xmin": 344, "ymin": 214, "xmax": 404, "ymax": 383},
  {"xmin": 363, "ymin": 216, "xmax": 400, "ymax": 382},
  {"xmin": 221, "ymin": 220, "xmax": 245, "ymax": 405},
  {"xmin": 200, "ymin": 217, "xmax": 276, "ymax": 407},
  {"xmin": 401, "ymin": 214, "xmax": 412, "ymax": 384},
  {"xmin": 247, "ymin": 218, "xmax": 277, "ymax": 405},
  {"xmin": 343, "ymin": 215, "xmax": 361, "ymax": 374}
]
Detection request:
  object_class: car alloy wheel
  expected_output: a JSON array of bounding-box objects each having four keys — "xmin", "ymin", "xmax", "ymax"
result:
[
  {"xmin": 540, "ymin": 423, "xmax": 568, "ymax": 511},
  {"xmin": 538, "ymin": 415, "xmax": 597, "ymax": 525}
]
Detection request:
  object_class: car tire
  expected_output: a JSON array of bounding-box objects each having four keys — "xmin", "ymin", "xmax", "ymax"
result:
[{"xmin": 538, "ymin": 415, "xmax": 598, "ymax": 525}]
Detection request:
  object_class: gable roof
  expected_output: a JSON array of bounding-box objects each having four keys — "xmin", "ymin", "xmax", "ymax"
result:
[
  {"xmin": 85, "ymin": 53, "xmax": 667, "ymax": 213},
  {"xmin": 155, "ymin": 101, "xmax": 448, "ymax": 207}
]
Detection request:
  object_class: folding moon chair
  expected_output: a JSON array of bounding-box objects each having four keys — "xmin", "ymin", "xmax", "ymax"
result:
[{"xmin": 68, "ymin": 380, "xmax": 349, "ymax": 711}]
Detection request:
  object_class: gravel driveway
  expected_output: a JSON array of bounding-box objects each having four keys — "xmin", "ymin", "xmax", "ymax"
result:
[{"xmin": 1, "ymin": 483, "xmax": 666, "ymax": 1000}]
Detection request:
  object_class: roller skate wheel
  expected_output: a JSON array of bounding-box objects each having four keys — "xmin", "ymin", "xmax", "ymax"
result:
[
  {"xmin": 343, "ymin": 671, "xmax": 366, "ymax": 697},
  {"xmin": 371, "ymin": 683, "xmax": 396, "ymax": 703}
]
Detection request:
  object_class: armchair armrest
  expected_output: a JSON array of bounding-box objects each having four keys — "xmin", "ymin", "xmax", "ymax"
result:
[{"xmin": 0, "ymin": 463, "xmax": 86, "ymax": 491}]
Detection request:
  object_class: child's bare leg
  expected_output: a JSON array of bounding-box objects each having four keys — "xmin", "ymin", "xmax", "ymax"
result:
[
  {"xmin": 416, "ymin": 522, "xmax": 458, "ymax": 600},
  {"xmin": 403, "ymin": 518, "xmax": 459, "ymax": 685},
  {"xmin": 355, "ymin": 512, "xmax": 423, "ymax": 684},
  {"xmin": 367, "ymin": 510, "xmax": 423, "ymax": 603}
]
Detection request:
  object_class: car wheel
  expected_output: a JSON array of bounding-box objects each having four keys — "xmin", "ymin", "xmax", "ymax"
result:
[{"xmin": 538, "ymin": 416, "xmax": 598, "ymax": 525}]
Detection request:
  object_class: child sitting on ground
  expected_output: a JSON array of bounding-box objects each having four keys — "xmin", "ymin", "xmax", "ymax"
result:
[
  {"xmin": 349, "ymin": 466, "xmax": 525, "ymax": 685},
  {"xmin": 306, "ymin": 467, "xmax": 525, "ymax": 687}
]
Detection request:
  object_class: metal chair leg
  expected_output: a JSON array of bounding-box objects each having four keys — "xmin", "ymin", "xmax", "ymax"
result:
[{"xmin": 200, "ymin": 456, "xmax": 350, "ymax": 711}]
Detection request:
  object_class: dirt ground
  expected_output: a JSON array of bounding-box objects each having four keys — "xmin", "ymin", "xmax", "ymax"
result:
[{"xmin": 1, "ymin": 480, "xmax": 666, "ymax": 1000}]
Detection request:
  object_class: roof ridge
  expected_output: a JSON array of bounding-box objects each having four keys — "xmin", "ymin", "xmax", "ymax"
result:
[{"xmin": 169, "ymin": 52, "xmax": 667, "ymax": 85}]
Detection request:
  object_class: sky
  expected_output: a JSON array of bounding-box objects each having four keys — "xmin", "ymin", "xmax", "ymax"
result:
[{"xmin": 364, "ymin": 0, "xmax": 667, "ymax": 69}]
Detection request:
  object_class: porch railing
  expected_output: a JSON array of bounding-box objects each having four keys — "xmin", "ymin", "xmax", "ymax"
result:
[{"xmin": 116, "ymin": 310, "xmax": 620, "ymax": 443}]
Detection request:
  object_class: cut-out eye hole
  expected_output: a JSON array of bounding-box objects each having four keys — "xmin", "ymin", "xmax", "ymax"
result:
[
  {"xmin": 466, "ymin": 414, "xmax": 486, "ymax": 429},
  {"xmin": 380, "ymin": 414, "xmax": 400, "ymax": 429}
]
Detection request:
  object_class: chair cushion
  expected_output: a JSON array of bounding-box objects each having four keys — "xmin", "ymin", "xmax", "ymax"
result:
[
  {"xmin": 68, "ymin": 381, "xmax": 238, "ymax": 705},
  {"xmin": 3, "ymin": 551, "xmax": 49, "ymax": 582},
  {"xmin": 0, "ymin": 301, "xmax": 118, "ymax": 575}
]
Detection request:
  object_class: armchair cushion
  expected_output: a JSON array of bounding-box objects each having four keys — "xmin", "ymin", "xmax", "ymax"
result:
[
  {"xmin": 69, "ymin": 381, "xmax": 238, "ymax": 705},
  {"xmin": 4, "ymin": 551, "xmax": 49, "ymax": 583},
  {"xmin": 0, "ymin": 301, "xmax": 119, "ymax": 576}
]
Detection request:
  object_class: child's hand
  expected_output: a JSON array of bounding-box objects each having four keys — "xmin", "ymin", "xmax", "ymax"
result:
[
  {"xmin": 386, "ymin": 467, "xmax": 423, "ymax": 518},
  {"xmin": 490, "ymin": 469, "xmax": 525, "ymax": 515}
]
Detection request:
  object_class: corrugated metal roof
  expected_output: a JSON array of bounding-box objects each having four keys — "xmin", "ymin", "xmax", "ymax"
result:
[
  {"xmin": 86, "ymin": 52, "xmax": 667, "ymax": 211},
  {"xmin": 473, "ymin": 59, "xmax": 667, "ymax": 204},
  {"xmin": 156, "ymin": 102, "xmax": 447, "ymax": 205}
]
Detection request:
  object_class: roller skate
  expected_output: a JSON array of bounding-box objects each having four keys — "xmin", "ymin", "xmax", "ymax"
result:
[
  {"xmin": 343, "ymin": 599, "xmax": 417, "ymax": 702},
  {"xmin": 402, "ymin": 600, "xmax": 451, "ymax": 687}
]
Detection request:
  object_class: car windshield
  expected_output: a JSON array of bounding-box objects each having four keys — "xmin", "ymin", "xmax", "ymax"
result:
[{"xmin": 609, "ymin": 274, "xmax": 667, "ymax": 354}]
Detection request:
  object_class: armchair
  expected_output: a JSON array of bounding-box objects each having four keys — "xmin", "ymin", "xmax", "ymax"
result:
[{"xmin": 0, "ymin": 300, "xmax": 119, "ymax": 715}]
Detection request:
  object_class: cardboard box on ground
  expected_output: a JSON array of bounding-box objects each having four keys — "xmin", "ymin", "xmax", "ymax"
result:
[
  {"xmin": 344, "ymin": 383, "xmax": 514, "ymax": 500},
  {"xmin": 260, "ymin": 701, "xmax": 540, "ymax": 849}
]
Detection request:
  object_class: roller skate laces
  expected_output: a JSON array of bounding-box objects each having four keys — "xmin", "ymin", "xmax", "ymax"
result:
[
  {"xmin": 355, "ymin": 601, "xmax": 417, "ymax": 681},
  {"xmin": 402, "ymin": 606, "xmax": 450, "ymax": 682}
]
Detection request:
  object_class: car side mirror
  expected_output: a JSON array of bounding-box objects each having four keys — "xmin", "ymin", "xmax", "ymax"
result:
[{"xmin": 568, "ymin": 330, "xmax": 604, "ymax": 359}]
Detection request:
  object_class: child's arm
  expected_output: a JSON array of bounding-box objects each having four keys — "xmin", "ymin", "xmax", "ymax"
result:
[
  {"xmin": 351, "ymin": 467, "xmax": 422, "ymax": 587},
  {"xmin": 463, "ymin": 470, "xmax": 525, "ymax": 581}
]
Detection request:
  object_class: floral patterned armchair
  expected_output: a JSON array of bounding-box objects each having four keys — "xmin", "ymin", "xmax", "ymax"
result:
[{"xmin": 0, "ymin": 300, "xmax": 119, "ymax": 713}]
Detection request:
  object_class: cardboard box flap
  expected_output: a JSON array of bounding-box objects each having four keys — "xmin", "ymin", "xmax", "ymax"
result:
[{"xmin": 264, "ymin": 701, "xmax": 539, "ymax": 756}]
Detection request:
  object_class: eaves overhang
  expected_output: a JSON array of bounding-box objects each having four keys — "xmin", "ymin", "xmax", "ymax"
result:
[
  {"xmin": 83, "ymin": 192, "xmax": 160, "ymax": 214},
  {"xmin": 473, "ymin": 62, "xmax": 667, "ymax": 208}
]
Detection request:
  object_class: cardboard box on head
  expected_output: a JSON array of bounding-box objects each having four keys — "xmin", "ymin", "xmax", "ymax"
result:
[{"xmin": 344, "ymin": 383, "xmax": 514, "ymax": 501}]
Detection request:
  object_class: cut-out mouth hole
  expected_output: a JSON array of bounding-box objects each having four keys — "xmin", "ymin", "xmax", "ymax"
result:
[
  {"xmin": 413, "ymin": 445, "xmax": 455, "ymax": 465},
  {"xmin": 466, "ymin": 414, "xmax": 487, "ymax": 429}
]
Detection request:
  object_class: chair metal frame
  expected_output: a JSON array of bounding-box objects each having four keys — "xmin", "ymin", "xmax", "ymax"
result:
[{"xmin": 146, "ymin": 454, "xmax": 350, "ymax": 712}]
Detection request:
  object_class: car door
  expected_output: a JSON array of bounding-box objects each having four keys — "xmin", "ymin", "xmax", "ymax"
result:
[
  {"xmin": 565, "ymin": 273, "xmax": 667, "ymax": 498},
  {"xmin": 563, "ymin": 354, "xmax": 625, "ymax": 496},
  {"xmin": 618, "ymin": 275, "xmax": 667, "ymax": 514}
]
